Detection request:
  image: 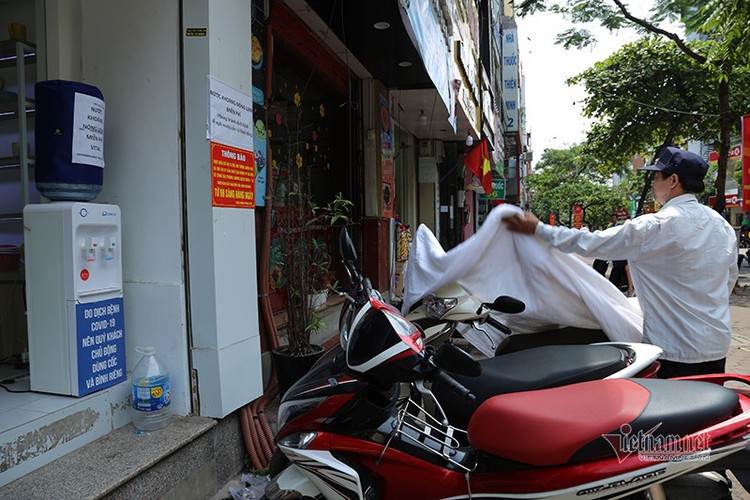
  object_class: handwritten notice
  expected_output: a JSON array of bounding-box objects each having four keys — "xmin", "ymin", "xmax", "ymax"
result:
[
  {"xmin": 208, "ymin": 75, "xmax": 253, "ymax": 150},
  {"xmin": 72, "ymin": 92, "xmax": 105, "ymax": 168}
]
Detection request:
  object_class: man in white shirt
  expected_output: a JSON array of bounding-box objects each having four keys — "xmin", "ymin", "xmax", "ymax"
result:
[{"xmin": 503, "ymin": 147, "xmax": 738, "ymax": 378}]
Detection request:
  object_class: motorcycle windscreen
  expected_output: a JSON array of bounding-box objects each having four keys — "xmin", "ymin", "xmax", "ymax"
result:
[{"xmin": 346, "ymin": 299, "xmax": 424, "ymax": 381}]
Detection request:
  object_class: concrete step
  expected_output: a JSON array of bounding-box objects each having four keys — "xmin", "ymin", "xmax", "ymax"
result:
[
  {"xmin": 0, "ymin": 379, "xmax": 132, "ymax": 487},
  {"xmin": 0, "ymin": 414, "xmax": 246, "ymax": 499}
]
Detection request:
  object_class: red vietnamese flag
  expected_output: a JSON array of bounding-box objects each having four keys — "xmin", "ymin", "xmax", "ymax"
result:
[{"xmin": 464, "ymin": 138, "xmax": 493, "ymax": 195}]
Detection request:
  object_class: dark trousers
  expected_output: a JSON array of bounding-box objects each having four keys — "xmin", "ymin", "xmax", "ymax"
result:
[
  {"xmin": 593, "ymin": 259, "xmax": 608, "ymax": 276},
  {"xmin": 657, "ymin": 358, "xmax": 726, "ymax": 379},
  {"xmin": 609, "ymin": 260, "xmax": 628, "ymax": 290}
]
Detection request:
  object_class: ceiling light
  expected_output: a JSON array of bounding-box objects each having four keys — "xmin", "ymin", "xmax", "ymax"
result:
[
  {"xmin": 466, "ymin": 133, "xmax": 474, "ymax": 147},
  {"xmin": 398, "ymin": 61, "xmax": 412, "ymax": 67},
  {"xmin": 418, "ymin": 110, "xmax": 428, "ymax": 126},
  {"xmin": 373, "ymin": 21, "xmax": 391, "ymax": 30}
]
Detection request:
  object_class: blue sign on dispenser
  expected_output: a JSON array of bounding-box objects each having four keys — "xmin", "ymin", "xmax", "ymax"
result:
[{"xmin": 76, "ymin": 297, "xmax": 126, "ymax": 396}]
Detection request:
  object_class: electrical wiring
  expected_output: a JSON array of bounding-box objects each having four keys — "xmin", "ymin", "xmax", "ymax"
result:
[
  {"xmin": 590, "ymin": 87, "xmax": 721, "ymax": 117},
  {"xmin": 0, "ymin": 382, "xmax": 30, "ymax": 393}
]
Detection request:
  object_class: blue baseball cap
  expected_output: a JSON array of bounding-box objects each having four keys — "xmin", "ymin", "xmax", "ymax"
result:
[{"xmin": 638, "ymin": 147, "xmax": 708, "ymax": 179}]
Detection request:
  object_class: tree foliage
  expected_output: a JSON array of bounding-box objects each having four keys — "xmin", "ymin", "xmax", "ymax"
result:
[
  {"xmin": 569, "ymin": 37, "xmax": 719, "ymax": 172},
  {"xmin": 528, "ymin": 145, "xmax": 629, "ymax": 228},
  {"xmin": 513, "ymin": 0, "xmax": 750, "ymax": 213}
]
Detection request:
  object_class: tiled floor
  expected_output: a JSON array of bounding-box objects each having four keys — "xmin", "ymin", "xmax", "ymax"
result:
[
  {"xmin": 0, "ymin": 389, "xmax": 80, "ymax": 434},
  {"xmin": 0, "ymin": 364, "xmax": 81, "ymax": 434}
]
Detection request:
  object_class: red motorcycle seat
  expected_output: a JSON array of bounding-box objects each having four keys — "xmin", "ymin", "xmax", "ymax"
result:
[{"xmin": 467, "ymin": 378, "xmax": 738, "ymax": 467}]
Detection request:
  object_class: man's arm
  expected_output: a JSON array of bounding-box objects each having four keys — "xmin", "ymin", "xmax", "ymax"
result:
[{"xmin": 503, "ymin": 211, "xmax": 643, "ymax": 261}]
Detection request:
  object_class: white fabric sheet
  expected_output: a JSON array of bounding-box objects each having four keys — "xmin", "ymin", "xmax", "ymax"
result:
[{"xmin": 402, "ymin": 205, "xmax": 644, "ymax": 353}]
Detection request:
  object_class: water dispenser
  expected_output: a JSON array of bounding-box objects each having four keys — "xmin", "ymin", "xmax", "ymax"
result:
[{"xmin": 24, "ymin": 202, "xmax": 126, "ymax": 396}]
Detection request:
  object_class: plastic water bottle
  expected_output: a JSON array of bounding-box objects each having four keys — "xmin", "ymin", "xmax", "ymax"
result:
[{"xmin": 131, "ymin": 346, "xmax": 171, "ymax": 431}]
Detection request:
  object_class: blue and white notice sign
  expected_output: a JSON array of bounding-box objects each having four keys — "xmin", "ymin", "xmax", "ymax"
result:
[{"xmin": 76, "ymin": 297, "xmax": 126, "ymax": 396}]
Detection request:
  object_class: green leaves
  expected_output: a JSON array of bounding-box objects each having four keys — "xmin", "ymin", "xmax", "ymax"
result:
[
  {"xmin": 568, "ymin": 37, "xmax": 721, "ymax": 172},
  {"xmin": 528, "ymin": 145, "xmax": 628, "ymax": 227}
]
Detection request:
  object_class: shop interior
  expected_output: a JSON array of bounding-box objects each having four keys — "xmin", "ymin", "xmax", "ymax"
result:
[{"xmin": 0, "ymin": 0, "xmax": 58, "ymax": 436}]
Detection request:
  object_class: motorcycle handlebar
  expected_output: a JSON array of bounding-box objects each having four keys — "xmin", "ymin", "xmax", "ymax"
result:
[
  {"xmin": 432, "ymin": 369, "xmax": 476, "ymax": 403},
  {"xmin": 486, "ymin": 316, "xmax": 512, "ymax": 335},
  {"xmin": 362, "ymin": 277, "xmax": 373, "ymax": 297}
]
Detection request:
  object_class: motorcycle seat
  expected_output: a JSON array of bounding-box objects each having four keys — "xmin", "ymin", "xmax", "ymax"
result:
[
  {"xmin": 433, "ymin": 344, "xmax": 628, "ymax": 429},
  {"xmin": 467, "ymin": 378, "xmax": 738, "ymax": 467}
]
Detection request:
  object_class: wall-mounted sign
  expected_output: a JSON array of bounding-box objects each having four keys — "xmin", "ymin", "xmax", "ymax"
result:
[
  {"xmin": 502, "ymin": 22, "xmax": 519, "ymax": 132},
  {"xmin": 207, "ymin": 75, "xmax": 253, "ymax": 150},
  {"xmin": 210, "ymin": 141, "xmax": 256, "ymax": 208},
  {"xmin": 380, "ymin": 95, "xmax": 395, "ymax": 218},
  {"xmin": 76, "ymin": 297, "xmax": 126, "ymax": 396}
]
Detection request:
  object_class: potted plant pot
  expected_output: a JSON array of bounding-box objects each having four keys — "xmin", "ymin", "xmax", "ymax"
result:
[{"xmin": 271, "ymin": 344, "xmax": 325, "ymax": 398}]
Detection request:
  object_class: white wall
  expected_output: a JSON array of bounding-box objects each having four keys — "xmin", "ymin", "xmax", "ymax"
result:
[
  {"xmin": 45, "ymin": 0, "xmax": 192, "ymax": 415},
  {"xmin": 41, "ymin": 0, "xmax": 263, "ymax": 419},
  {"xmin": 182, "ymin": 0, "xmax": 263, "ymax": 418}
]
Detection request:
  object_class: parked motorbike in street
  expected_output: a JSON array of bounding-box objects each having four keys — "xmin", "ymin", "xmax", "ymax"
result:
[
  {"xmin": 265, "ymin": 229, "xmax": 750, "ymax": 500},
  {"xmin": 405, "ymin": 281, "xmax": 653, "ymax": 356},
  {"xmin": 740, "ymin": 225, "xmax": 750, "ymax": 249},
  {"xmin": 403, "ymin": 282, "xmax": 663, "ymax": 427}
]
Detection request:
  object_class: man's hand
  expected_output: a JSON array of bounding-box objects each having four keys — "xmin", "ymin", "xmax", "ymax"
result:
[{"xmin": 503, "ymin": 211, "xmax": 540, "ymax": 235}]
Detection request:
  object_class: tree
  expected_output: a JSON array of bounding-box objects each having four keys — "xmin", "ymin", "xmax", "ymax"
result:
[
  {"xmin": 528, "ymin": 145, "xmax": 627, "ymax": 228},
  {"xmin": 514, "ymin": 0, "xmax": 750, "ymax": 213},
  {"xmin": 570, "ymin": 37, "xmax": 718, "ymax": 172},
  {"xmin": 568, "ymin": 36, "xmax": 750, "ymax": 213}
]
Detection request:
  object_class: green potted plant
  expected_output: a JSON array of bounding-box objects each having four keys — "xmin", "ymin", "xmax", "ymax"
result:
[{"xmin": 272, "ymin": 186, "xmax": 352, "ymax": 395}]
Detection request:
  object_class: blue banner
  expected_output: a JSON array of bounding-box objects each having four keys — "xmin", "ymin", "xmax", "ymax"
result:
[{"xmin": 76, "ymin": 297, "xmax": 126, "ymax": 396}]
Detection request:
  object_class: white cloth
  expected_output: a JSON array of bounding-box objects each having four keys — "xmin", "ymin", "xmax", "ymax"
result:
[
  {"xmin": 402, "ymin": 205, "xmax": 644, "ymax": 353},
  {"xmin": 535, "ymin": 193, "xmax": 738, "ymax": 363}
]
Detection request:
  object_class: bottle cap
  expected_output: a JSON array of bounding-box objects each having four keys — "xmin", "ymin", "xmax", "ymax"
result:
[{"xmin": 135, "ymin": 346, "xmax": 155, "ymax": 355}]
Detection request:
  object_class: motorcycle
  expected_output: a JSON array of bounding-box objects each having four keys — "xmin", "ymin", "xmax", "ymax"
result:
[
  {"xmin": 266, "ymin": 229, "xmax": 750, "ymax": 500},
  {"xmin": 403, "ymin": 282, "xmax": 662, "ymax": 427},
  {"xmin": 740, "ymin": 225, "xmax": 750, "ymax": 249},
  {"xmin": 404, "ymin": 281, "xmax": 659, "ymax": 357}
]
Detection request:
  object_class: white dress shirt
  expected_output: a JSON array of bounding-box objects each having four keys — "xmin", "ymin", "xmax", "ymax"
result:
[{"xmin": 535, "ymin": 194, "xmax": 738, "ymax": 362}]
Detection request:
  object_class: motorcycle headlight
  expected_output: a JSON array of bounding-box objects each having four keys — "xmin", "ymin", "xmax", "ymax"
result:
[
  {"xmin": 278, "ymin": 431, "xmax": 317, "ymax": 450},
  {"xmin": 277, "ymin": 397, "xmax": 327, "ymax": 431},
  {"xmin": 423, "ymin": 293, "xmax": 458, "ymax": 319}
]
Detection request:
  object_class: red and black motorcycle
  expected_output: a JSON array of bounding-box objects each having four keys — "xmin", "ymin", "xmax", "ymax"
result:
[{"xmin": 265, "ymin": 229, "xmax": 750, "ymax": 500}]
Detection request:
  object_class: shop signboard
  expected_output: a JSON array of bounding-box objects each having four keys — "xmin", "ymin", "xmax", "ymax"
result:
[
  {"xmin": 400, "ymin": 0, "xmax": 455, "ymax": 130},
  {"xmin": 479, "ymin": 178, "xmax": 506, "ymax": 200},
  {"xmin": 208, "ymin": 76, "xmax": 256, "ymax": 208},
  {"xmin": 380, "ymin": 94, "xmax": 395, "ymax": 218},
  {"xmin": 573, "ymin": 203, "xmax": 583, "ymax": 229},
  {"xmin": 501, "ymin": 21, "xmax": 519, "ymax": 132},
  {"xmin": 743, "ymin": 115, "xmax": 750, "ymax": 214}
]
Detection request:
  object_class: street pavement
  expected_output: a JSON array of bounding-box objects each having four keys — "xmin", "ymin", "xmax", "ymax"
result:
[
  {"xmin": 728, "ymin": 260, "xmax": 750, "ymax": 500},
  {"xmin": 728, "ymin": 267, "xmax": 750, "ymax": 375}
]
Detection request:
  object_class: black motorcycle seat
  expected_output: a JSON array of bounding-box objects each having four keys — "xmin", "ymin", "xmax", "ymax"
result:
[
  {"xmin": 433, "ymin": 344, "xmax": 629, "ymax": 428},
  {"xmin": 467, "ymin": 378, "xmax": 738, "ymax": 467}
]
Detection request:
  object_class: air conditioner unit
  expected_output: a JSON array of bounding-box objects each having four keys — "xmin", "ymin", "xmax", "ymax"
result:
[{"xmin": 419, "ymin": 140, "xmax": 434, "ymax": 157}]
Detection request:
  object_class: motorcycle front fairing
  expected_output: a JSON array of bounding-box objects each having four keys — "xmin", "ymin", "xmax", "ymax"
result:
[
  {"xmin": 346, "ymin": 297, "xmax": 425, "ymax": 382},
  {"xmin": 276, "ymin": 344, "xmax": 390, "ymax": 440}
]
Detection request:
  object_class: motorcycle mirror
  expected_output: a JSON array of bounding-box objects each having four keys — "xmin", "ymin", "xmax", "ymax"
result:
[
  {"xmin": 339, "ymin": 228, "xmax": 360, "ymax": 284},
  {"xmin": 434, "ymin": 344, "xmax": 481, "ymax": 377},
  {"xmin": 489, "ymin": 296, "xmax": 526, "ymax": 314},
  {"xmin": 339, "ymin": 228, "xmax": 357, "ymax": 262}
]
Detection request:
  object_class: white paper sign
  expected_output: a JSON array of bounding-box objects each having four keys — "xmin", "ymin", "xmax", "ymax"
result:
[
  {"xmin": 72, "ymin": 92, "xmax": 105, "ymax": 168},
  {"xmin": 207, "ymin": 75, "xmax": 253, "ymax": 149}
]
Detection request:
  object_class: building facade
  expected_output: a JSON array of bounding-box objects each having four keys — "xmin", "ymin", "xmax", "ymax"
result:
[{"xmin": 0, "ymin": 0, "xmax": 526, "ymax": 485}]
